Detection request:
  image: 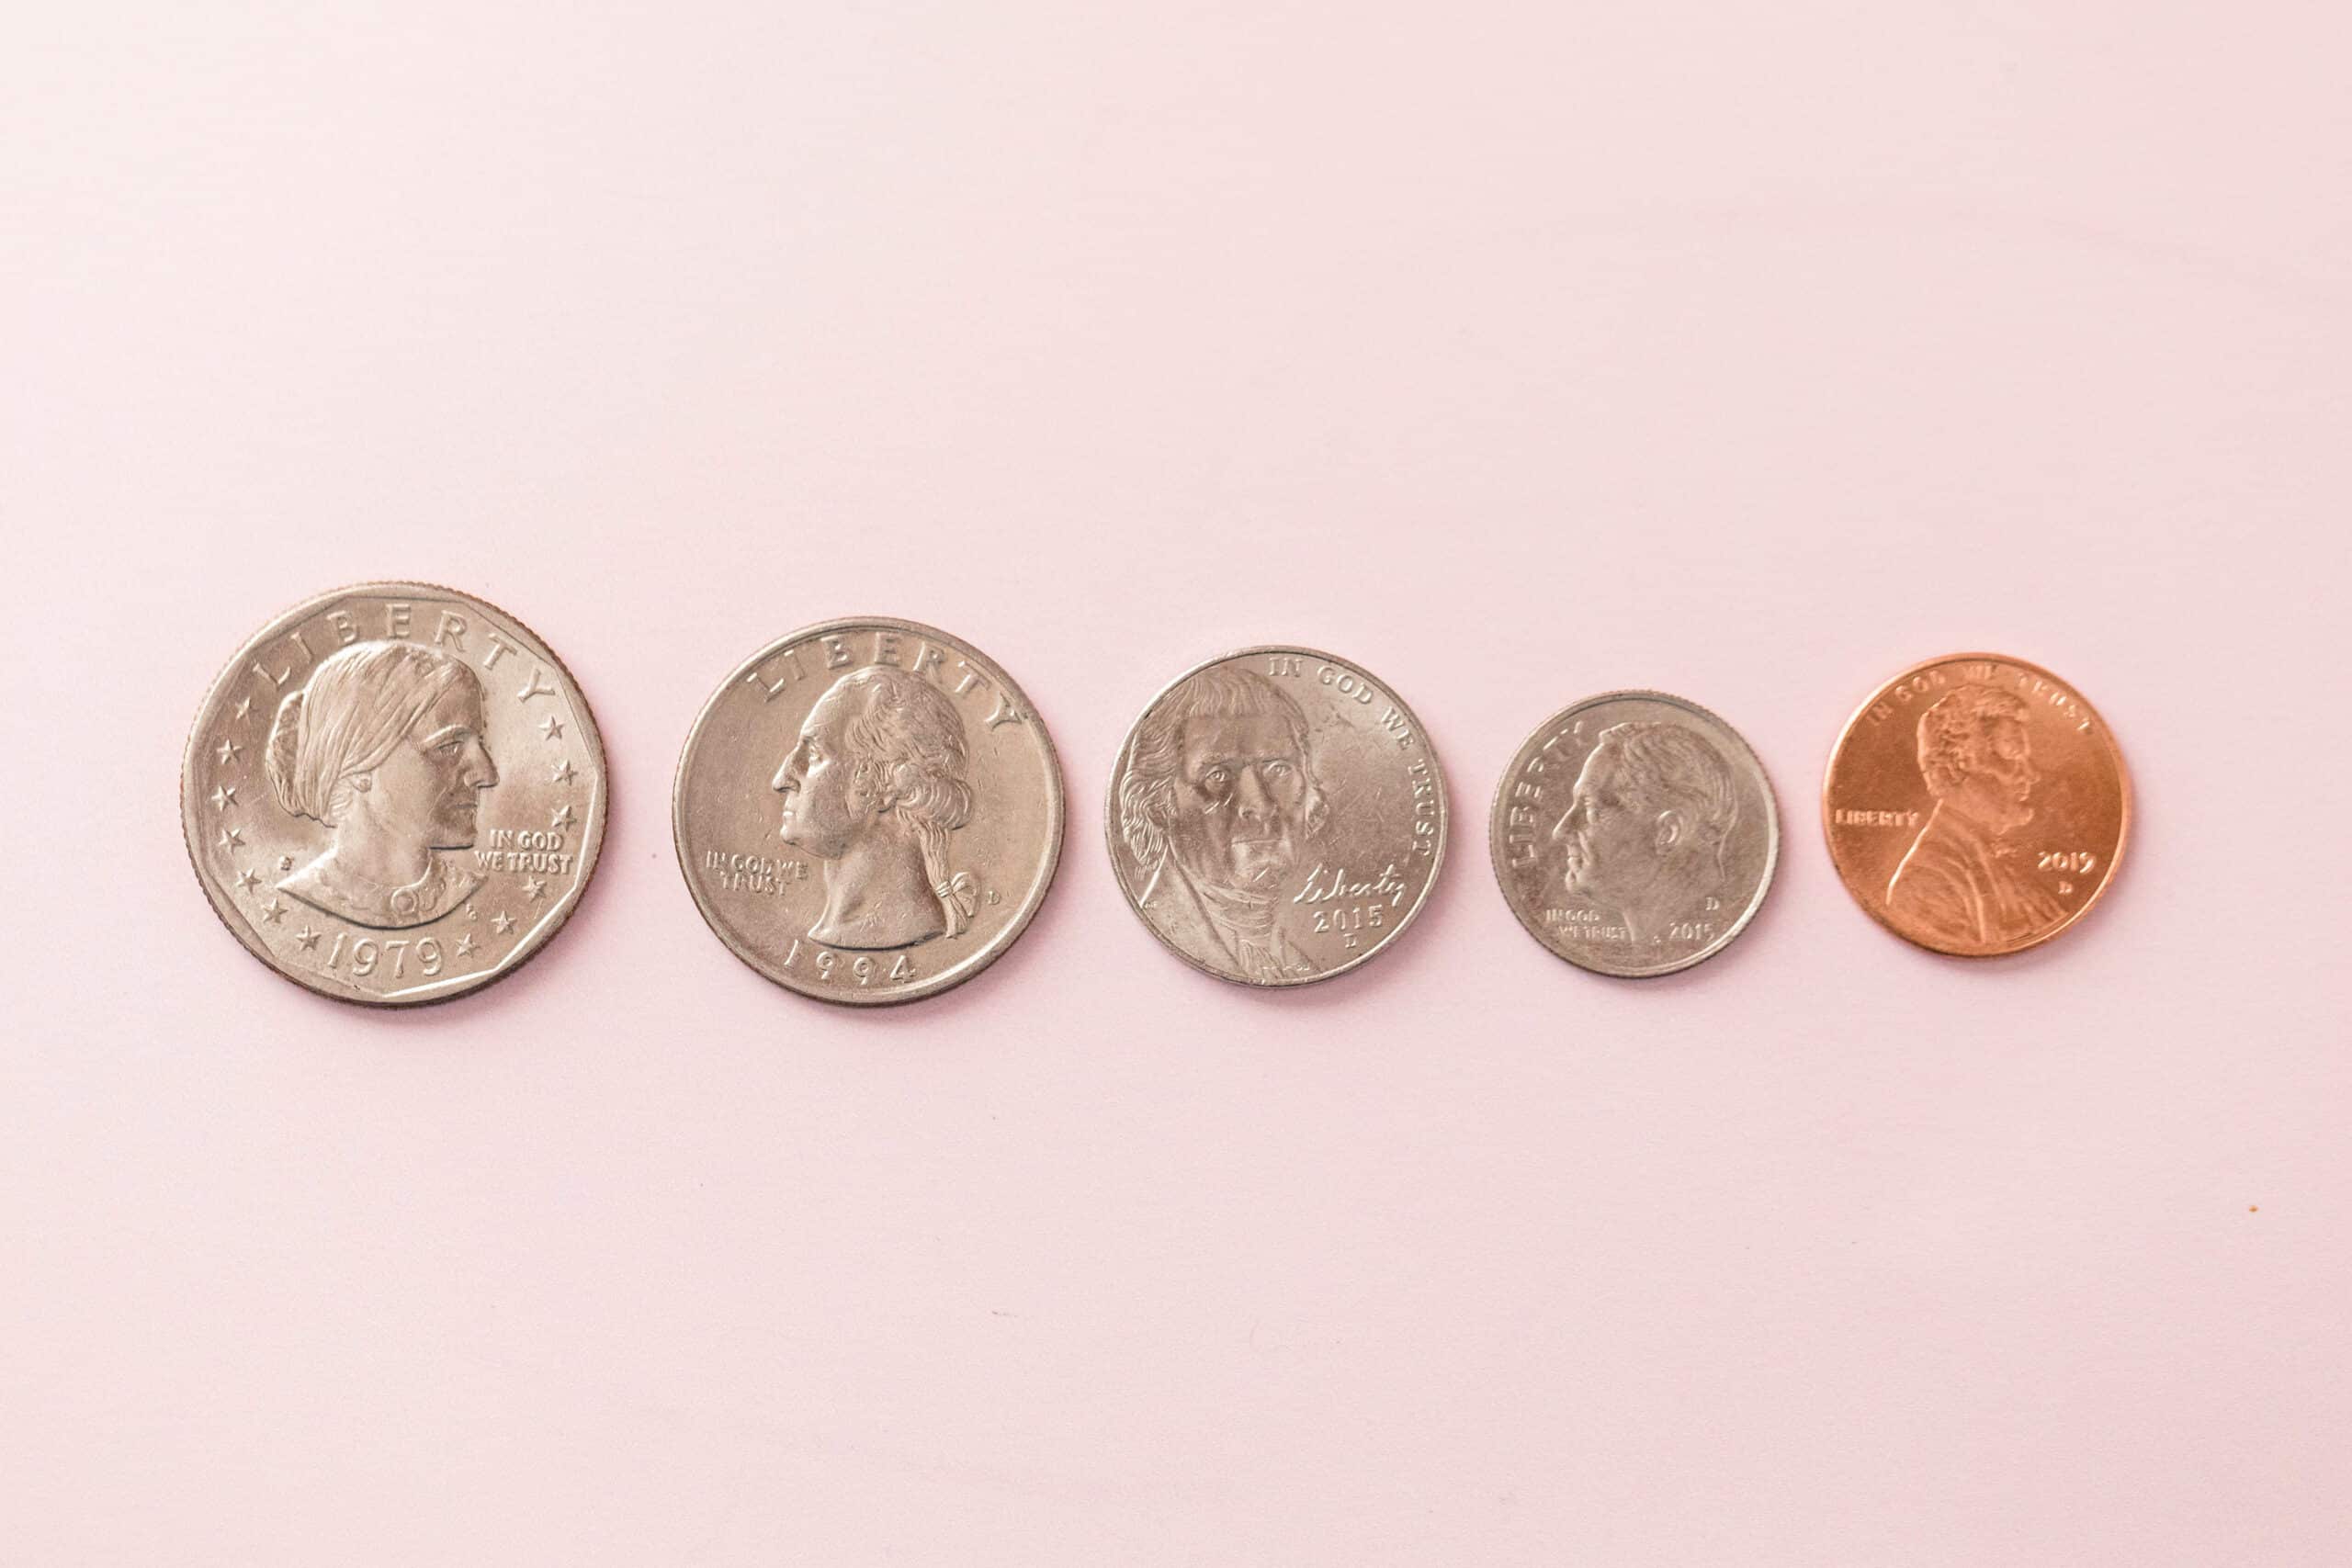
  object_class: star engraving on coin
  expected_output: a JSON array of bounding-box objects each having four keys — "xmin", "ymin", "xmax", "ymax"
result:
[
  {"xmin": 1490, "ymin": 691, "xmax": 1780, "ymax": 978},
  {"xmin": 492, "ymin": 910, "xmax": 516, "ymax": 935},
  {"xmin": 673, "ymin": 617, "xmax": 1067, "ymax": 1006},
  {"xmin": 180, "ymin": 581, "xmax": 608, "ymax": 1006},
  {"xmin": 1822, "ymin": 652, "xmax": 2129, "ymax": 957},
  {"xmin": 1106, "ymin": 646, "xmax": 1448, "ymax": 987}
]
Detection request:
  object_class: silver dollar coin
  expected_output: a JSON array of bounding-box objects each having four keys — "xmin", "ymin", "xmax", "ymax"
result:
[
  {"xmin": 673, "ymin": 617, "xmax": 1066, "ymax": 1005},
  {"xmin": 1490, "ymin": 690, "xmax": 1779, "ymax": 977},
  {"xmin": 1106, "ymin": 646, "xmax": 1448, "ymax": 987},
  {"xmin": 180, "ymin": 582, "xmax": 609, "ymax": 1006}
]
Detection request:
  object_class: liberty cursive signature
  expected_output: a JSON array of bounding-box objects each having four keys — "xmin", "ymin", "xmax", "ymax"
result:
[{"xmin": 1292, "ymin": 862, "xmax": 1408, "ymax": 908}]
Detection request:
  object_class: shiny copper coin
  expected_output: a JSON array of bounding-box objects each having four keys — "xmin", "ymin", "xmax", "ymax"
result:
[{"xmin": 1822, "ymin": 652, "xmax": 2129, "ymax": 956}]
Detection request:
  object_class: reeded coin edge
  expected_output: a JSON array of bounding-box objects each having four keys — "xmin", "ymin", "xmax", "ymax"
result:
[
  {"xmin": 671, "ymin": 615, "xmax": 1068, "ymax": 1008},
  {"xmin": 1101, "ymin": 643, "xmax": 1452, "ymax": 990},
  {"xmin": 178, "ymin": 579, "xmax": 611, "ymax": 1009},
  {"xmin": 1487, "ymin": 688, "xmax": 1781, "ymax": 980},
  {"xmin": 1818, "ymin": 650, "xmax": 2132, "ymax": 959}
]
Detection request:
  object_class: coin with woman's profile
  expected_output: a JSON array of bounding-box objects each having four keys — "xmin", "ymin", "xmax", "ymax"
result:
[
  {"xmin": 1491, "ymin": 692, "xmax": 1778, "ymax": 978},
  {"xmin": 673, "ymin": 617, "xmax": 1066, "ymax": 1005},
  {"xmin": 1106, "ymin": 647, "xmax": 1448, "ymax": 987},
  {"xmin": 180, "ymin": 582, "xmax": 608, "ymax": 1005}
]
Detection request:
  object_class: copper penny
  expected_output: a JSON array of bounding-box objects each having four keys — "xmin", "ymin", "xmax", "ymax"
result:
[{"xmin": 1822, "ymin": 652, "xmax": 2129, "ymax": 957}]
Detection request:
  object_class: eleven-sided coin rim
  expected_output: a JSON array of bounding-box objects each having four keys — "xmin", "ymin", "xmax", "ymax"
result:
[
  {"xmin": 1818, "ymin": 649, "xmax": 2132, "ymax": 959},
  {"xmin": 178, "ymin": 579, "xmax": 611, "ymax": 1010},
  {"xmin": 1486, "ymin": 688, "xmax": 1781, "ymax": 980},
  {"xmin": 1101, "ymin": 643, "xmax": 1451, "ymax": 990},
  {"xmin": 670, "ymin": 614, "xmax": 1069, "ymax": 1008}
]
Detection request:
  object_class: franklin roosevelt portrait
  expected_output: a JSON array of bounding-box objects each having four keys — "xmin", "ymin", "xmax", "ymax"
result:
[
  {"xmin": 265, "ymin": 640, "xmax": 498, "ymax": 929},
  {"xmin": 1886, "ymin": 683, "xmax": 2065, "ymax": 948},
  {"xmin": 772, "ymin": 664, "xmax": 978, "ymax": 951},
  {"xmin": 1550, "ymin": 720, "xmax": 1737, "ymax": 945},
  {"xmin": 1116, "ymin": 666, "xmax": 1329, "ymax": 982}
]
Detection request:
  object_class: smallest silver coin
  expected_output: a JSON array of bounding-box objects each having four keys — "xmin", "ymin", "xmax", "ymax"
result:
[{"xmin": 1489, "ymin": 690, "xmax": 1779, "ymax": 978}]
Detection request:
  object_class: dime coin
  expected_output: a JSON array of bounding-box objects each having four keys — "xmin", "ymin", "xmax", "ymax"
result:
[
  {"xmin": 673, "ymin": 617, "xmax": 1065, "ymax": 1005},
  {"xmin": 1489, "ymin": 691, "xmax": 1780, "ymax": 978},
  {"xmin": 1823, "ymin": 652, "xmax": 2130, "ymax": 957},
  {"xmin": 1106, "ymin": 647, "xmax": 1447, "ymax": 987},
  {"xmin": 180, "ymin": 582, "xmax": 608, "ymax": 1006}
]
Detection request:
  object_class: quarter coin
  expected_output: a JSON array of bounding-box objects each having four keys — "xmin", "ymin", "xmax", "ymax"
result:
[
  {"xmin": 1106, "ymin": 646, "xmax": 1447, "ymax": 986},
  {"xmin": 1490, "ymin": 691, "xmax": 1779, "ymax": 977},
  {"xmin": 180, "ymin": 582, "xmax": 608, "ymax": 1005},
  {"xmin": 673, "ymin": 617, "xmax": 1065, "ymax": 1004},
  {"xmin": 1822, "ymin": 652, "xmax": 2129, "ymax": 956}
]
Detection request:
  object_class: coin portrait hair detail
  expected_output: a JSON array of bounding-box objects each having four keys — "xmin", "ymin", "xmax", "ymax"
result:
[
  {"xmin": 1116, "ymin": 665, "xmax": 1331, "ymax": 982},
  {"xmin": 1886, "ymin": 682, "xmax": 2064, "ymax": 947},
  {"xmin": 263, "ymin": 639, "xmax": 497, "ymax": 930},
  {"xmin": 675, "ymin": 617, "xmax": 1063, "ymax": 1004},
  {"xmin": 1491, "ymin": 693, "xmax": 1775, "ymax": 978},
  {"xmin": 1550, "ymin": 719, "xmax": 1738, "ymax": 943},
  {"xmin": 772, "ymin": 663, "xmax": 978, "ymax": 952}
]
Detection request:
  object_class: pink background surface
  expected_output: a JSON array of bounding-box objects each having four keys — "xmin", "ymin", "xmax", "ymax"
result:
[{"xmin": 5, "ymin": 5, "xmax": 2347, "ymax": 1562}]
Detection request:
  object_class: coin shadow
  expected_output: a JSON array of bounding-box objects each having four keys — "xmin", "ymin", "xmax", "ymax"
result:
[
  {"xmin": 800, "ymin": 831, "xmax": 1087, "ymax": 1039},
  {"xmin": 1228, "ymin": 849, "xmax": 1468, "ymax": 1018},
  {"xmin": 1840, "ymin": 794, "xmax": 2140, "ymax": 984},
  {"xmin": 1487, "ymin": 824, "xmax": 1794, "ymax": 999},
  {"xmin": 256, "ymin": 873, "xmax": 622, "ymax": 1044},
  {"xmin": 271, "ymin": 726, "xmax": 632, "ymax": 1043}
]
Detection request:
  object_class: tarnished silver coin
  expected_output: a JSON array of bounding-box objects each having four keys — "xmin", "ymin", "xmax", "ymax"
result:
[
  {"xmin": 180, "ymin": 582, "xmax": 608, "ymax": 1006},
  {"xmin": 1490, "ymin": 691, "xmax": 1778, "ymax": 977},
  {"xmin": 673, "ymin": 617, "xmax": 1065, "ymax": 1005},
  {"xmin": 1106, "ymin": 647, "xmax": 1448, "ymax": 987}
]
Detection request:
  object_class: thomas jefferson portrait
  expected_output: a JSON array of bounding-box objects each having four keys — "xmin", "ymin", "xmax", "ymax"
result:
[
  {"xmin": 772, "ymin": 664, "xmax": 978, "ymax": 951},
  {"xmin": 265, "ymin": 640, "xmax": 497, "ymax": 929},
  {"xmin": 1116, "ymin": 667, "xmax": 1329, "ymax": 983},
  {"xmin": 1886, "ymin": 683, "xmax": 2065, "ymax": 948},
  {"xmin": 1549, "ymin": 720, "xmax": 1737, "ymax": 944}
]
